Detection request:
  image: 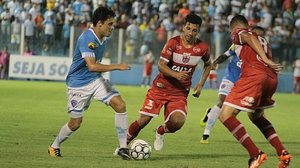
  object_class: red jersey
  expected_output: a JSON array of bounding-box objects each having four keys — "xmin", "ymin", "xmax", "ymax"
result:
[
  {"xmin": 231, "ymin": 28, "xmax": 276, "ymax": 79},
  {"xmin": 152, "ymin": 36, "xmax": 210, "ymax": 96}
]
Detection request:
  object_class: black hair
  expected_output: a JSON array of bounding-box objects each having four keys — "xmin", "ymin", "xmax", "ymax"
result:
[
  {"xmin": 230, "ymin": 14, "xmax": 248, "ymax": 28},
  {"xmin": 92, "ymin": 6, "xmax": 116, "ymax": 26},
  {"xmin": 251, "ymin": 25, "xmax": 265, "ymax": 36},
  {"xmin": 184, "ymin": 14, "xmax": 202, "ymax": 26}
]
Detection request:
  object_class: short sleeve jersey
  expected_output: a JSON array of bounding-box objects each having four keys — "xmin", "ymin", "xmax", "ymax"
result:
[
  {"xmin": 152, "ymin": 36, "xmax": 210, "ymax": 96},
  {"xmin": 66, "ymin": 28, "xmax": 106, "ymax": 87},
  {"xmin": 231, "ymin": 28, "xmax": 276, "ymax": 78},
  {"xmin": 223, "ymin": 44, "xmax": 241, "ymax": 83}
]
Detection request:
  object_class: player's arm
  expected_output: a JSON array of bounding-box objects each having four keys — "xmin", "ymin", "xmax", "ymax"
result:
[
  {"xmin": 193, "ymin": 57, "xmax": 212, "ymax": 98},
  {"xmin": 240, "ymin": 32, "xmax": 283, "ymax": 72},
  {"xmin": 84, "ymin": 57, "xmax": 130, "ymax": 72},
  {"xmin": 213, "ymin": 54, "xmax": 229, "ymax": 64},
  {"xmin": 157, "ymin": 59, "xmax": 189, "ymax": 80}
]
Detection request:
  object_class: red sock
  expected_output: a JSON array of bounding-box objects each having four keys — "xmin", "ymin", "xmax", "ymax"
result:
[
  {"xmin": 223, "ymin": 116, "xmax": 259, "ymax": 158},
  {"xmin": 157, "ymin": 125, "xmax": 169, "ymax": 135},
  {"xmin": 127, "ymin": 120, "xmax": 142, "ymax": 143},
  {"xmin": 252, "ymin": 116, "xmax": 285, "ymax": 156}
]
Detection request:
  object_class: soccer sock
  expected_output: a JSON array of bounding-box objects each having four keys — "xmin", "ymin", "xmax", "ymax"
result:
[
  {"xmin": 203, "ymin": 105, "xmax": 221, "ymax": 135},
  {"xmin": 115, "ymin": 112, "xmax": 128, "ymax": 148},
  {"xmin": 252, "ymin": 116, "xmax": 285, "ymax": 156},
  {"xmin": 51, "ymin": 123, "xmax": 73, "ymax": 148},
  {"xmin": 127, "ymin": 120, "xmax": 142, "ymax": 143},
  {"xmin": 222, "ymin": 116, "xmax": 259, "ymax": 158}
]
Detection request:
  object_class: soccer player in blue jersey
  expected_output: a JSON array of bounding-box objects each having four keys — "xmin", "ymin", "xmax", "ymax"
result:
[
  {"xmin": 200, "ymin": 26, "xmax": 266, "ymax": 144},
  {"xmin": 48, "ymin": 7, "xmax": 131, "ymax": 160}
]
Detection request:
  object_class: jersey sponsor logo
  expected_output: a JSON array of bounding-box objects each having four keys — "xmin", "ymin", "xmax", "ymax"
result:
[
  {"xmin": 88, "ymin": 42, "xmax": 97, "ymax": 50},
  {"xmin": 171, "ymin": 65, "xmax": 192, "ymax": 72},
  {"xmin": 240, "ymin": 96, "xmax": 255, "ymax": 107},
  {"xmin": 193, "ymin": 47, "xmax": 201, "ymax": 53},
  {"xmin": 221, "ymin": 83, "xmax": 226, "ymax": 89},
  {"xmin": 236, "ymin": 60, "xmax": 242, "ymax": 68}
]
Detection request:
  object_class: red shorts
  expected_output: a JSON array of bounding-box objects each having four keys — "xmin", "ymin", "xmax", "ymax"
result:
[
  {"xmin": 294, "ymin": 76, "xmax": 300, "ymax": 83},
  {"xmin": 208, "ymin": 71, "xmax": 217, "ymax": 81},
  {"xmin": 224, "ymin": 74, "xmax": 277, "ymax": 112},
  {"xmin": 139, "ymin": 89, "xmax": 187, "ymax": 122}
]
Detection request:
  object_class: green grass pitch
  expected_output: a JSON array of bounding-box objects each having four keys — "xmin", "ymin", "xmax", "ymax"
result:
[{"xmin": 0, "ymin": 80, "xmax": 298, "ymax": 168}]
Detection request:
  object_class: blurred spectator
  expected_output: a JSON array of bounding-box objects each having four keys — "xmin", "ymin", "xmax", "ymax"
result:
[
  {"xmin": 1, "ymin": 8, "xmax": 11, "ymax": 42},
  {"xmin": 293, "ymin": 56, "xmax": 300, "ymax": 93},
  {"xmin": 35, "ymin": 13, "xmax": 44, "ymax": 40},
  {"xmin": 0, "ymin": 46, "xmax": 10, "ymax": 79},
  {"xmin": 115, "ymin": 14, "xmax": 130, "ymax": 29},
  {"xmin": 140, "ymin": 44, "xmax": 154, "ymax": 87},
  {"xmin": 24, "ymin": 14, "xmax": 35, "ymax": 50},
  {"xmin": 11, "ymin": 17, "xmax": 21, "ymax": 46},
  {"xmin": 126, "ymin": 17, "xmax": 141, "ymax": 59},
  {"xmin": 43, "ymin": 14, "xmax": 56, "ymax": 48},
  {"xmin": 63, "ymin": 22, "xmax": 71, "ymax": 55},
  {"xmin": 23, "ymin": 46, "xmax": 35, "ymax": 56},
  {"xmin": 41, "ymin": 43, "xmax": 50, "ymax": 56}
]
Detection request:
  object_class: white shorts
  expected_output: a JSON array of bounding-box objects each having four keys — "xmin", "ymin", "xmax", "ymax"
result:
[
  {"xmin": 218, "ymin": 79, "xmax": 234, "ymax": 96},
  {"xmin": 67, "ymin": 77, "xmax": 119, "ymax": 118}
]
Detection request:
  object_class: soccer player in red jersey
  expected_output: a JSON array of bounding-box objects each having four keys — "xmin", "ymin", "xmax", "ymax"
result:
[
  {"xmin": 126, "ymin": 14, "xmax": 212, "ymax": 151},
  {"xmin": 219, "ymin": 15, "xmax": 292, "ymax": 168}
]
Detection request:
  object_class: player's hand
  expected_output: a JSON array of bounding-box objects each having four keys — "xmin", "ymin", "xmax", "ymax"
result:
[
  {"xmin": 118, "ymin": 63, "xmax": 131, "ymax": 70},
  {"xmin": 265, "ymin": 60, "xmax": 283, "ymax": 73},
  {"xmin": 174, "ymin": 71, "xmax": 189, "ymax": 80},
  {"xmin": 192, "ymin": 84, "xmax": 202, "ymax": 98}
]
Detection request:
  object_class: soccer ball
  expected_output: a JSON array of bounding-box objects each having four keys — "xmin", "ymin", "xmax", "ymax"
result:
[{"xmin": 129, "ymin": 139, "xmax": 152, "ymax": 160}]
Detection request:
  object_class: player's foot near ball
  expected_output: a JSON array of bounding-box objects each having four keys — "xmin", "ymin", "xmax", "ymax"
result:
[
  {"xmin": 154, "ymin": 130, "xmax": 164, "ymax": 151},
  {"xmin": 117, "ymin": 148, "xmax": 131, "ymax": 160}
]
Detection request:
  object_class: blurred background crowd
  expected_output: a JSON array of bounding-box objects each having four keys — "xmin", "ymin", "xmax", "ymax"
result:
[{"xmin": 0, "ymin": 0, "xmax": 300, "ymax": 73}]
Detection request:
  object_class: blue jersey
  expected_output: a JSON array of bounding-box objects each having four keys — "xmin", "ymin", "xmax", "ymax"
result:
[
  {"xmin": 223, "ymin": 44, "xmax": 241, "ymax": 83},
  {"xmin": 66, "ymin": 28, "xmax": 107, "ymax": 87}
]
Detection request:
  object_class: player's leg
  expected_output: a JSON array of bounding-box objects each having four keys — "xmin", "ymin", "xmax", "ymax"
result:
[
  {"xmin": 249, "ymin": 109, "xmax": 292, "ymax": 167},
  {"xmin": 49, "ymin": 85, "xmax": 92, "ymax": 157},
  {"xmin": 220, "ymin": 105, "xmax": 267, "ymax": 167},
  {"xmin": 201, "ymin": 79, "xmax": 233, "ymax": 143},
  {"xmin": 154, "ymin": 99, "xmax": 187, "ymax": 151},
  {"xmin": 201, "ymin": 94, "xmax": 224, "ymax": 143},
  {"xmin": 127, "ymin": 114, "xmax": 153, "ymax": 144},
  {"xmin": 109, "ymin": 95, "xmax": 131, "ymax": 160}
]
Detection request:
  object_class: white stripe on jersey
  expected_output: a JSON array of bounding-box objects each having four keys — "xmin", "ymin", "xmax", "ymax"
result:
[
  {"xmin": 82, "ymin": 52, "xmax": 95, "ymax": 58},
  {"xmin": 172, "ymin": 52, "xmax": 203, "ymax": 65}
]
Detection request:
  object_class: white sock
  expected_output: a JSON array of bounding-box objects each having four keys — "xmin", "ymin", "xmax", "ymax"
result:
[
  {"xmin": 115, "ymin": 112, "xmax": 128, "ymax": 148},
  {"xmin": 51, "ymin": 123, "xmax": 73, "ymax": 148},
  {"xmin": 203, "ymin": 105, "xmax": 221, "ymax": 135}
]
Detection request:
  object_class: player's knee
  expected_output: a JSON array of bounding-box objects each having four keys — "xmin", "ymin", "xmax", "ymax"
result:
[
  {"xmin": 166, "ymin": 120, "xmax": 184, "ymax": 133},
  {"xmin": 113, "ymin": 100, "xmax": 126, "ymax": 113},
  {"xmin": 68, "ymin": 118, "xmax": 82, "ymax": 131}
]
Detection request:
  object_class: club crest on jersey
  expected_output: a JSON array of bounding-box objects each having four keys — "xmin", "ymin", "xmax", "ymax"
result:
[
  {"xmin": 71, "ymin": 100, "xmax": 78, "ymax": 107},
  {"xmin": 182, "ymin": 55, "xmax": 190, "ymax": 63},
  {"xmin": 193, "ymin": 47, "xmax": 201, "ymax": 53},
  {"xmin": 88, "ymin": 42, "xmax": 96, "ymax": 50}
]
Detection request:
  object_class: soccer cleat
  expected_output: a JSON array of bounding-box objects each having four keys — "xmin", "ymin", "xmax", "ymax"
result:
[
  {"xmin": 278, "ymin": 150, "xmax": 292, "ymax": 168},
  {"xmin": 200, "ymin": 134, "xmax": 209, "ymax": 144},
  {"xmin": 154, "ymin": 131, "xmax": 164, "ymax": 151},
  {"xmin": 48, "ymin": 145, "xmax": 62, "ymax": 157},
  {"xmin": 117, "ymin": 148, "xmax": 131, "ymax": 160},
  {"xmin": 248, "ymin": 151, "xmax": 267, "ymax": 168},
  {"xmin": 113, "ymin": 147, "xmax": 119, "ymax": 156},
  {"xmin": 200, "ymin": 108, "xmax": 211, "ymax": 127}
]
